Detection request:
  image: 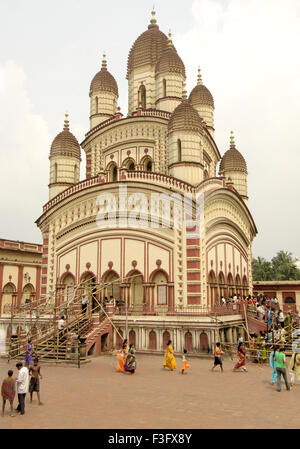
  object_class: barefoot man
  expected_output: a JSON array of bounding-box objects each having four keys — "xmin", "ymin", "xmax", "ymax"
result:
[{"xmin": 29, "ymin": 358, "xmax": 43, "ymax": 405}]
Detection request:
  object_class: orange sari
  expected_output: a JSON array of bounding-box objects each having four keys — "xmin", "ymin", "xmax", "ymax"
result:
[{"xmin": 116, "ymin": 350, "xmax": 125, "ymax": 372}]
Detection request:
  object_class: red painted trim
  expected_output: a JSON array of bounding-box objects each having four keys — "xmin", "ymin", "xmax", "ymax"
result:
[
  {"xmin": 17, "ymin": 266, "xmax": 24, "ymax": 305},
  {"xmin": 0, "ymin": 264, "xmax": 3, "ymax": 316},
  {"xmin": 36, "ymin": 266, "xmax": 41, "ymax": 300}
]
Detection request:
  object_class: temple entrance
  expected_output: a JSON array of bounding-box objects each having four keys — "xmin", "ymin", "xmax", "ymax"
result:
[
  {"xmin": 184, "ymin": 331, "xmax": 193, "ymax": 351},
  {"xmin": 149, "ymin": 330, "xmax": 157, "ymax": 350},
  {"xmin": 129, "ymin": 329, "xmax": 136, "ymax": 346}
]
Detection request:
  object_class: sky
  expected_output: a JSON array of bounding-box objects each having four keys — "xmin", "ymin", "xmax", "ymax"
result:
[{"xmin": 0, "ymin": 0, "xmax": 299, "ymax": 260}]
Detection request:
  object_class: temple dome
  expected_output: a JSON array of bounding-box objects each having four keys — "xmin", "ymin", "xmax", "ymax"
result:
[
  {"xmin": 127, "ymin": 10, "xmax": 168, "ymax": 78},
  {"xmin": 90, "ymin": 54, "xmax": 118, "ymax": 96},
  {"xmin": 155, "ymin": 33, "xmax": 185, "ymax": 77},
  {"xmin": 168, "ymin": 99, "xmax": 203, "ymax": 133},
  {"xmin": 189, "ymin": 68, "xmax": 214, "ymax": 108},
  {"xmin": 219, "ymin": 132, "xmax": 247, "ymax": 173},
  {"xmin": 50, "ymin": 114, "xmax": 81, "ymax": 160}
]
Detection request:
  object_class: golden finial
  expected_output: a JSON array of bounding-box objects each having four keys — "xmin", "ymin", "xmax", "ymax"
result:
[
  {"xmin": 182, "ymin": 82, "xmax": 187, "ymax": 100},
  {"xmin": 230, "ymin": 130, "xmax": 235, "ymax": 148},
  {"xmin": 167, "ymin": 29, "xmax": 173, "ymax": 48},
  {"xmin": 197, "ymin": 66, "xmax": 203, "ymax": 85},
  {"xmin": 101, "ymin": 52, "xmax": 107, "ymax": 70},
  {"xmin": 63, "ymin": 112, "xmax": 69, "ymax": 131},
  {"xmin": 148, "ymin": 6, "xmax": 158, "ymax": 28}
]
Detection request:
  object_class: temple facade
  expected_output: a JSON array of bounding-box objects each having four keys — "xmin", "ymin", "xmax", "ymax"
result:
[{"xmin": 1, "ymin": 10, "xmax": 258, "ymax": 353}]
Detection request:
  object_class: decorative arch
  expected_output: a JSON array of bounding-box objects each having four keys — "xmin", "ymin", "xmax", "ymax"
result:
[
  {"xmin": 129, "ymin": 329, "xmax": 136, "ymax": 347},
  {"xmin": 184, "ymin": 331, "xmax": 193, "ymax": 352},
  {"xmin": 227, "ymin": 272, "xmax": 234, "ymax": 297},
  {"xmin": 106, "ymin": 161, "xmax": 118, "ymax": 182},
  {"xmin": 59, "ymin": 271, "xmax": 76, "ymax": 284},
  {"xmin": 127, "ymin": 270, "xmax": 144, "ymax": 307},
  {"xmin": 149, "ymin": 330, "xmax": 157, "ymax": 350},
  {"xmin": 140, "ymin": 155, "xmax": 154, "ymax": 172},
  {"xmin": 138, "ymin": 84, "xmax": 146, "ymax": 109},
  {"xmin": 208, "ymin": 270, "xmax": 217, "ymax": 306},
  {"xmin": 22, "ymin": 283, "xmax": 35, "ymax": 304},
  {"xmin": 102, "ymin": 269, "xmax": 120, "ymax": 302},
  {"xmin": 162, "ymin": 330, "xmax": 171, "ymax": 349},
  {"xmin": 125, "ymin": 269, "xmax": 144, "ymax": 282},
  {"xmin": 80, "ymin": 270, "xmax": 97, "ymax": 283},
  {"xmin": 218, "ymin": 271, "xmax": 226, "ymax": 299},
  {"xmin": 2, "ymin": 282, "xmax": 17, "ymax": 313},
  {"xmin": 122, "ymin": 157, "xmax": 136, "ymax": 170},
  {"xmin": 149, "ymin": 268, "xmax": 169, "ymax": 283},
  {"xmin": 102, "ymin": 269, "xmax": 120, "ymax": 283}
]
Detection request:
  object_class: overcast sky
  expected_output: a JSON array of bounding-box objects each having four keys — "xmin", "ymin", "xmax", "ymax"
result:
[{"xmin": 0, "ymin": 0, "xmax": 299, "ymax": 260}]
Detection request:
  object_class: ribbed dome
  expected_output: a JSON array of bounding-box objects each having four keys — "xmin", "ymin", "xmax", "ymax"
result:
[
  {"xmin": 155, "ymin": 46, "xmax": 185, "ymax": 77},
  {"xmin": 219, "ymin": 133, "xmax": 247, "ymax": 173},
  {"xmin": 90, "ymin": 54, "xmax": 118, "ymax": 96},
  {"xmin": 50, "ymin": 115, "xmax": 81, "ymax": 160},
  {"xmin": 127, "ymin": 11, "xmax": 168, "ymax": 78},
  {"xmin": 168, "ymin": 100, "xmax": 203, "ymax": 133},
  {"xmin": 189, "ymin": 84, "xmax": 214, "ymax": 107},
  {"xmin": 189, "ymin": 68, "xmax": 214, "ymax": 108}
]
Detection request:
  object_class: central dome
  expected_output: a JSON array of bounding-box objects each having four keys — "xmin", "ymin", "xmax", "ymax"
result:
[{"xmin": 127, "ymin": 10, "xmax": 168, "ymax": 79}]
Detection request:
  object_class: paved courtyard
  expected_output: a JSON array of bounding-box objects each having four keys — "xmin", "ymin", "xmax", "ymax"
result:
[{"xmin": 0, "ymin": 354, "xmax": 298, "ymax": 429}]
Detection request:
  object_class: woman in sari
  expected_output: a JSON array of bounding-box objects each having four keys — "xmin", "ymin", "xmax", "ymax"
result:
[
  {"xmin": 163, "ymin": 340, "xmax": 176, "ymax": 371},
  {"xmin": 233, "ymin": 338, "xmax": 247, "ymax": 372},
  {"xmin": 25, "ymin": 339, "xmax": 34, "ymax": 367},
  {"xmin": 116, "ymin": 343, "xmax": 126, "ymax": 372},
  {"xmin": 124, "ymin": 351, "xmax": 136, "ymax": 374}
]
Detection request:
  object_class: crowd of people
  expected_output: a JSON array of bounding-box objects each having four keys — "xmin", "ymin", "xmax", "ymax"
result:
[{"xmin": 1, "ymin": 339, "xmax": 43, "ymax": 417}]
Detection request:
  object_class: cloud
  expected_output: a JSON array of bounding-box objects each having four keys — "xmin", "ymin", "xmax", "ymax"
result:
[
  {"xmin": 176, "ymin": 0, "xmax": 300, "ymax": 258},
  {"xmin": 0, "ymin": 60, "xmax": 51, "ymax": 243}
]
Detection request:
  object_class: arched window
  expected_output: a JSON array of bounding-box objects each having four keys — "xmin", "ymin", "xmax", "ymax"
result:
[
  {"xmin": 163, "ymin": 78, "xmax": 167, "ymax": 97},
  {"xmin": 128, "ymin": 162, "xmax": 135, "ymax": 171},
  {"xmin": 109, "ymin": 164, "xmax": 118, "ymax": 182},
  {"xmin": 145, "ymin": 160, "xmax": 152, "ymax": 171},
  {"xmin": 139, "ymin": 84, "xmax": 146, "ymax": 109},
  {"xmin": 54, "ymin": 162, "xmax": 57, "ymax": 183},
  {"xmin": 177, "ymin": 139, "xmax": 182, "ymax": 162},
  {"xmin": 204, "ymin": 169, "xmax": 209, "ymax": 180},
  {"xmin": 95, "ymin": 96, "xmax": 98, "ymax": 114},
  {"xmin": 74, "ymin": 164, "xmax": 78, "ymax": 183}
]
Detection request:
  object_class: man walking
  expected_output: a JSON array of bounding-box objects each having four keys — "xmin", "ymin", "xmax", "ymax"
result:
[
  {"xmin": 81, "ymin": 296, "xmax": 89, "ymax": 315},
  {"xmin": 15, "ymin": 362, "xmax": 29, "ymax": 415},
  {"xmin": 211, "ymin": 342, "xmax": 224, "ymax": 372},
  {"xmin": 275, "ymin": 347, "xmax": 290, "ymax": 392}
]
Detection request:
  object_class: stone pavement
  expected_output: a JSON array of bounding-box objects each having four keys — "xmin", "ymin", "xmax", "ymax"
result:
[{"xmin": 0, "ymin": 354, "xmax": 298, "ymax": 429}]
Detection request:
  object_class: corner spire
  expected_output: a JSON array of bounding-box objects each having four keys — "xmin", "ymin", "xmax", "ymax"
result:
[
  {"xmin": 197, "ymin": 66, "xmax": 203, "ymax": 85},
  {"xmin": 63, "ymin": 112, "xmax": 69, "ymax": 131},
  {"xmin": 167, "ymin": 30, "xmax": 173, "ymax": 48},
  {"xmin": 101, "ymin": 52, "xmax": 107, "ymax": 70},
  {"xmin": 230, "ymin": 130, "xmax": 236, "ymax": 149},
  {"xmin": 148, "ymin": 6, "xmax": 158, "ymax": 29}
]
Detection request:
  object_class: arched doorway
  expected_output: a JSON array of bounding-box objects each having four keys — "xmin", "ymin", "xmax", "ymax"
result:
[
  {"xmin": 149, "ymin": 330, "xmax": 157, "ymax": 350},
  {"xmin": 129, "ymin": 329, "xmax": 136, "ymax": 347},
  {"xmin": 200, "ymin": 332, "xmax": 209, "ymax": 352},
  {"xmin": 80, "ymin": 273, "xmax": 97, "ymax": 312},
  {"xmin": 227, "ymin": 273, "xmax": 234, "ymax": 297},
  {"xmin": 208, "ymin": 270, "xmax": 217, "ymax": 306},
  {"xmin": 62, "ymin": 274, "xmax": 75, "ymax": 305},
  {"xmin": 218, "ymin": 272, "xmax": 226, "ymax": 299},
  {"xmin": 283, "ymin": 296, "xmax": 296, "ymax": 314},
  {"xmin": 162, "ymin": 330, "xmax": 170, "ymax": 349},
  {"xmin": 22, "ymin": 283, "xmax": 35, "ymax": 305},
  {"xmin": 139, "ymin": 84, "xmax": 146, "ymax": 108},
  {"xmin": 242, "ymin": 275, "xmax": 249, "ymax": 297},
  {"xmin": 235, "ymin": 274, "xmax": 242, "ymax": 297},
  {"xmin": 130, "ymin": 274, "xmax": 143, "ymax": 307},
  {"xmin": 184, "ymin": 331, "xmax": 193, "ymax": 352},
  {"xmin": 152, "ymin": 270, "xmax": 168, "ymax": 309},
  {"xmin": 105, "ymin": 271, "xmax": 120, "ymax": 303}
]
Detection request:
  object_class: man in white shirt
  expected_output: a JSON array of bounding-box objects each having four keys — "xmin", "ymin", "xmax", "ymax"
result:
[
  {"xmin": 16, "ymin": 362, "xmax": 29, "ymax": 415},
  {"xmin": 58, "ymin": 316, "xmax": 65, "ymax": 339},
  {"xmin": 221, "ymin": 296, "xmax": 226, "ymax": 306},
  {"xmin": 81, "ymin": 296, "xmax": 89, "ymax": 314}
]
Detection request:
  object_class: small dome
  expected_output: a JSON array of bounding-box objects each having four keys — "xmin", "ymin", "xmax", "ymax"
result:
[
  {"xmin": 155, "ymin": 32, "xmax": 185, "ymax": 77},
  {"xmin": 50, "ymin": 114, "xmax": 81, "ymax": 160},
  {"xmin": 90, "ymin": 54, "xmax": 118, "ymax": 96},
  {"xmin": 127, "ymin": 10, "xmax": 168, "ymax": 78},
  {"xmin": 219, "ymin": 132, "xmax": 247, "ymax": 174},
  {"xmin": 189, "ymin": 68, "xmax": 214, "ymax": 108},
  {"xmin": 168, "ymin": 99, "xmax": 203, "ymax": 134}
]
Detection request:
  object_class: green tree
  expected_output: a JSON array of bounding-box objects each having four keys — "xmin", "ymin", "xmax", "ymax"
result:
[
  {"xmin": 271, "ymin": 250, "xmax": 300, "ymax": 280},
  {"xmin": 252, "ymin": 256, "xmax": 274, "ymax": 281}
]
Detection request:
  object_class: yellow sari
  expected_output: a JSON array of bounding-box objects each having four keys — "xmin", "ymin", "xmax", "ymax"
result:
[{"xmin": 163, "ymin": 344, "xmax": 176, "ymax": 370}]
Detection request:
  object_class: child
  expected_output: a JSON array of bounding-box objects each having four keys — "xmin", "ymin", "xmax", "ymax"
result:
[
  {"xmin": 211, "ymin": 342, "xmax": 224, "ymax": 372},
  {"xmin": 29, "ymin": 358, "xmax": 43, "ymax": 405},
  {"xmin": 181, "ymin": 349, "xmax": 190, "ymax": 374},
  {"xmin": 1, "ymin": 370, "xmax": 16, "ymax": 417}
]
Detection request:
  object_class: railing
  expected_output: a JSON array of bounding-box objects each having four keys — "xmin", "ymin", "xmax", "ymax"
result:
[{"xmin": 114, "ymin": 304, "xmax": 242, "ymax": 317}]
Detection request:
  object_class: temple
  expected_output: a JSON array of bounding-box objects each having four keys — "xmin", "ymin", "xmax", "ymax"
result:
[{"xmin": 0, "ymin": 10, "xmax": 258, "ymax": 356}]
